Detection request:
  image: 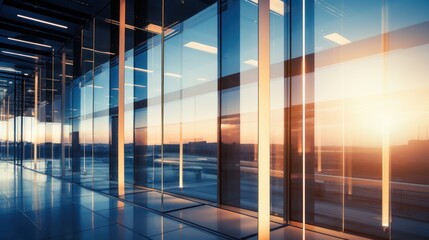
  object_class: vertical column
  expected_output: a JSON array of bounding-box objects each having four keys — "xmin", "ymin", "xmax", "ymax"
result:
[
  {"xmin": 34, "ymin": 72, "xmax": 38, "ymax": 169},
  {"xmin": 258, "ymin": 0, "xmax": 270, "ymax": 239},
  {"xmin": 61, "ymin": 51, "xmax": 66, "ymax": 177},
  {"xmin": 302, "ymin": 0, "xmax": 306, "ymax": 238},
  {"xmin": 161, "ymin": 0, "xmax": 165, "ymax": 205},
  {"xmin": 118, "ymin": 0, "xmax": 126, "ymax": 194},
  {"xmin": 6, "ymin": 96, "xmax": 9, "ymax": 160},
  {"xmin": 381, "ymin": 0, "xmax": 390, "ymax": 229}
]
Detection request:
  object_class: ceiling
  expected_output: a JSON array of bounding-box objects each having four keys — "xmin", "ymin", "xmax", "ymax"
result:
[{"xmin": 0, "ymin": 0, "xmax": 110, "ymax": 80}]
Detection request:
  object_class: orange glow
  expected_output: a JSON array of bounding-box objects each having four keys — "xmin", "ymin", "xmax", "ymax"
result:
[
  {"xmin": 258, "ymin": 0, "xmax": 270, "ymax": 239},
  {"xmin": 34, "ymin": 73, "xmax": 38, "ymax": 168},
  {"xmin": 118, "ymin": 0, "xmax": 126, "ymax": 195}
]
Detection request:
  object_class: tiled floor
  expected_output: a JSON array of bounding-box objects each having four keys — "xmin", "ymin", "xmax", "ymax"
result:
[{"xmin": 0, "ymin": 162, "xmax": 342, "ymax": 239}]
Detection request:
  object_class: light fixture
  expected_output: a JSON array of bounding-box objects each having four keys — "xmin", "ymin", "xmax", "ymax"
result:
[
  {"xmin": 0, "ymin": 66, "xmax": 19, "ymax": 73},
  {"xmin": 24, "ymin": 73, "xmax": 29, "ymax": 76},
  {"xmin": 17, "ymin": 14, "xmax": 68, "ymax": 29},
  {"xmin": 184, "ymin": 41, "xmax": 217, "ymax": 54},
  {"xmin": 7, "ymin": 37, "xmax": 51, "ymax": 48},
  {"xmin": 82, "ymin": 47, "xmax": 115, "ymax": 56},
  {"xmin": 244, "ymin": 59, "xmax": 258, "ymax": 67},
  {"xmin": 145, "ymin": 23, "xmax": 162, "ymax": 34},
  {"xmin": 105, "ymin": 19, "xmax": 174, "ymax": 36},
  {"xmin": 165, "ymin": 72, "xmax": 182, "ymax": 78},
  {"xmin": 323, "ymin": 33, "xmax": 351, "ymax": 45},
  {"xmin": 249, "ymin": 0, "xmax": 285, "ymax": 16},
  {"xmin": 125, "ymin": 66, "xmax": 153, "ymax": 73},
  {"xmin": 144, "ymin": 23, "xmax": 174, "ymax": 35},
  {"xmin": 2, "ymin": 50, "xmax": 38, "ymax": 59},
  {"xmin": 58, "ymin": 74, "xmax": 73, "ymax": 78},
  {"xmin": 197, "ymin": 77, "xmax": 207, "ymax": 81},
  {"xmin": 125, "ymin": 83, "xmax": 146, "ymax": 88}
]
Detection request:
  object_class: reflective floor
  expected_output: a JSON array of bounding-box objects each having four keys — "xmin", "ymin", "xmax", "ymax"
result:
[{"xmin": 0, "ymin": 162, "xmax": 342, "ymax": 239}]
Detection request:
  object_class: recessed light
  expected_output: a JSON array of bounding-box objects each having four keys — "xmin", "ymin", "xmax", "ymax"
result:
[
  {"xmin": 82, "ymin": 47, "xmax": 115, "ymax": 56},
  {"xmin": 125, "ymin": 66, "xmax": 153, "ymax": 73},
  {"xmin": 59, "ymin": 74, "xmax": 73, "ymax": 78},
  {"xmin": 165, "ymin": 72, "xmax": 182, "ymax": 78},
  {"xmin": 17, "ymin": 14, "xmax": 68, "ymax": 29},
  {"xmin": 8, "ymin": 37, "xmax": 51, "ymax": 48},
  {"xmin": 184, "ymin": 41, "xmax": 217, "ymax": 54},
  {"xmin": 125, "ymin": 83, "xmax": 146, "ymax": 88},
  {"xmin": 323, "ymin": 33, "xmax": 351, "ymax": 45},
  {"xmin": 2, "ymin": 51, "xmax": 38, "ymax": 59},
  {"xmin": 0, "ymin": 66, "xmax": 19, "ymax": 72},
  {"xmin": 144, "ymin": 23, "xmax": 174, "ymax": 35},
  {"xmin": 244, "ymin": 59, "xmax": 258, "ymax": 67}
]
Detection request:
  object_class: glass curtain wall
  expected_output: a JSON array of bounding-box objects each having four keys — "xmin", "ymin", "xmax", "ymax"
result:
[
  {"xmin": 2, "ymin": 0, "xmax": 429, "ymax": 239},
  {"xmin": 282, "ymin": 0, "xmax": 429, "ymax": 239}
]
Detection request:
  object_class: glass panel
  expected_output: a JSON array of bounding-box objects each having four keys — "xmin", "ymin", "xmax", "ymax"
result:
[
  {"xmin": 270, "ymin": 0, "xmax": 289, "ymax": 218},
  {"xmin": 92, "ymin": 5, "xmax": 112, "ymax": 183},
  {"xmin": 387, "ymin": 1, "xmax": 429, "ymax": 239},
  {"xmin": 219, "ymin": 0, "xmax": 258, "ymax": 211},
  {"xmin": 312, "ymin": 0, "xmax": 386, "ymax": 237},
  {"xmin": 125, "ymin": 0, "xmax": 162, "ymax": 189},
  {"xmin": 164, "ymin": 0, "xmax": 218, "ymax": 202}
]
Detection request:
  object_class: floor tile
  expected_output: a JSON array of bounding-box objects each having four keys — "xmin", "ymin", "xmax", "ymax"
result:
[
  {"xmin": 49, "ymin": 224, "xmax": 149, "ymax": 240},
  {"xmin": 247, "ymin": 226, "xmax": 341, "ymax": 240},
  {"xmin": 167, "ymin": 205, "xmax": 281, "ymax": 239},
  {"xmin": 123, "ymin": 191, "xmax": 201, "ymax": 212},
  {"xmin": 25, "ymin": 203, "xmax": 113, "ymax": 238},
  {"xmin": 151, "ymin": 227, "xmax": 228, "ymax": 240},
  {"xmin": 97, "ymin": 205, "xmax": 187, "ymax": 237},
  {"xmin": 72, "ymin": 194, "xmax": 125, "ymax": 212},
  {"xmin": 0, "ymin": 212, "xmax": 45, "ymax": 240}
]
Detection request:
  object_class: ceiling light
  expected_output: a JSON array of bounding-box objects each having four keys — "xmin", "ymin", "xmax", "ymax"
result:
[
  {"xmin": 0, "ymin": 66, "xmax": 20, "ymax": 72},
  {"xmin": 24, "ymin": 73, "xmax": 28, "ymax": 76},
  {"xmin": 144, "ymin": 23, "xmax": 161, "ymax": 34},
  {"xmin": 59, "ymin": 74, "xmax": 73, "ymax": 78},
  {"xmin": 249, "ymin": 0, "xmax": 285, "ymax": 16},
  {"xmin": 197, "ymin": 77, "xmax": 207, "ymax": 81},
  {"xmin": 82, "ymin": 47, "xmax": 115, "ymax": 56},
  {"xmin": 125, "ymin": 66, "xmax": 153, "ymax": 73},
  {"xmin": 8, "ymin": 37, "xmax": 51, "ymax": 48},
  {"xmin": 2, "ymin": 51, "xmax": 38, "ymax": 59},
  {"xmin": 17, "ymin": 14, "xmax": 68, "ymax": 29},
  {"xmin": 105, "ymin": 19, "xmax": 175, "ymax": 36},
  {"xmin": 184, "ymin": 41, "xmax": 217, "ymax": 54},
  {"xmin": 144, "ymin": 23, "xmax": 174, "ymax": 35},
  {"xmin": 323, "ymin": 33, "xmax": 351, "ymax": 45},
  {"xmin": 244, "ymin": 59, "xmax": 258, "ymax": 67},
  {"xmin": 125, "ymin": 83, "xmax": 146, "ymax": 88},
  {"xmin": 165, "ymin": 72, "xmax": 182, "ymax": 78}
]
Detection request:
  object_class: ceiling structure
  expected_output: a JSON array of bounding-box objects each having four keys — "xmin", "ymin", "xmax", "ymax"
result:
[{"xmin": 0, "ymin": 0, "xmax": 109, "ymax": 87}]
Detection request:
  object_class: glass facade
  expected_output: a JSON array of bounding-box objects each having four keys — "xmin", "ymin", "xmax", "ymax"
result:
[{"xmin": 1, "ymin": 0, "xmax": 429, "ymax": 239}]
